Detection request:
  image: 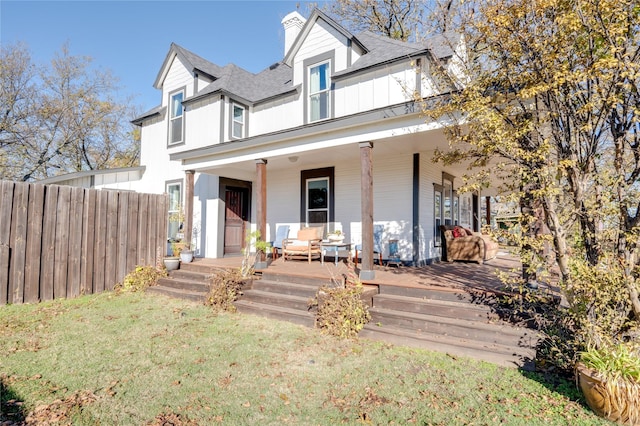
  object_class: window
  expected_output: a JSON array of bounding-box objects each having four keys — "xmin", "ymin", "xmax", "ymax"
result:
[
  {"xmin": 166, "ymin": 181, "xmax": 182, "ymax": 240},
  {"xmin": 306, "ymin": 177, "xmax": 329, "ymax": 227},
  {"xmin": 232, "ymin": 104, "xmax": 245, "ymax": 139},
  {"xmin": 443, "ymin": 178, "xmax": 453, "ymax": 225},
  {"xmin": 434, "ymin": 188, "xmax": 442, "ymax": 247},
  {"xmin": 309, "ymin": 61, "xmax": 330, "ymax": 122},
  {"xmin": 169, "ymin": 90, "xmax": 184, "ymax": 145}
]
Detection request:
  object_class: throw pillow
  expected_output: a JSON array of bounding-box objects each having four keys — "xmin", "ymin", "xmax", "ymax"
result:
[{"xmin": 452, "ymin": 227, "xmax": 464, "ymax": 238}]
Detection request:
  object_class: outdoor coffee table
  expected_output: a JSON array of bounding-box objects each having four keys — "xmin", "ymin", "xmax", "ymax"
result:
[{"xmin": 320, "ymin": 241, "xmax": 352, "ymax": 265}]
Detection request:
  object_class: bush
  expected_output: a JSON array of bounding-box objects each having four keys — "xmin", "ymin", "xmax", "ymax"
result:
[
  {"xmin": 115, "ymin": 266, "xmax": 167, "ymax": 294},
  {"xmin": 205, "ymin": 269, "xmax": 247, "ymax": 313},
  {"xmin": 310, "ymin": 285, "xmax": 371, "ymax": 339}
]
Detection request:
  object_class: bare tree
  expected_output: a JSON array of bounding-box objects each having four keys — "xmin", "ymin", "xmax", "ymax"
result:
[{"xmin": 0, "ymin": 43, "xmax": 139, "ymax": 182}]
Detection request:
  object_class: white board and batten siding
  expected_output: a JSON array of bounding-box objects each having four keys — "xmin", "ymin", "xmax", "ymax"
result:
[
  {"xmin": 292, "ymin": 19, "xmax": 349, "ymax": 86},
  {"xmin": 252, "ymin": 92, "xmax": 302, "ymax": 136},
  {"xmin": 335, "ymin": 62, "xmax": 417, "ymax": 117},
  {"xmin": 185, "ymin": 96, "xmax": 222, "ymax": 149},
  {"xmin": 162, "ymin": 57, "xmax": 194, "ymax": 104}
]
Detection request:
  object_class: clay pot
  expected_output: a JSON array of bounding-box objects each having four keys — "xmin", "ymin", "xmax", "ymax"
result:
[{"xmin": 576, "ymin": 363, "xmax": 640, "ymax": 425}]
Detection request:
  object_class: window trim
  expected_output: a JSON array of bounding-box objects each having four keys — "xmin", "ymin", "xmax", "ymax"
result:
[
  {"xmin": 231, "ymin": 102, "xmax": 246, "ymax": 139},
  {"xmin": 308, "ymin": 61, "xmax": 331, "ymax": 122},
  {"xmin": 303, "ymin": 51, "xmax": 334, "ymax": 124},
  {"xmin": 300, "ymin": 167, "xmax": 335, "ymax": 234},
  {"xmin": 166, "ymin": 179, "xmax": 183, "ymax": 240},
  {"xmin": 167, "ymin": 87, "xmax": 186, "ymax": 146}
]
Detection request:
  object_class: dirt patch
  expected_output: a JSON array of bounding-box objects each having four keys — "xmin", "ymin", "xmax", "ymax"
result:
[{"xmin": 148, "ymin": 411, "xmax": 199, "ymax": 426}]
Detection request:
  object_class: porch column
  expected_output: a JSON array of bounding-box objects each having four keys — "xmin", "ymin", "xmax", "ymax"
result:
[
  {"xmin": 485, "ymin": 196, "xmax": 491, "ymax": 228},
  {"xmin": 359, "ymin": 142, "xmax": 375, "ymax": 280},
  {"xmin": 184, "ymin": 170, "xmax": 195, "ymax": 247},
  {"xmin": 256, "ymin": 159, "xmax": 267, "ymax": 262}
]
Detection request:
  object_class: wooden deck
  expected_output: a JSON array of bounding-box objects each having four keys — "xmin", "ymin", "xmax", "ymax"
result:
[{"xmin": 188, "ymin": 249, "xmax": 555, "ymax": 296}]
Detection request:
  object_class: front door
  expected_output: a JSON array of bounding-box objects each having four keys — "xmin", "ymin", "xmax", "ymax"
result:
[{"xmin": 224, "ymin": 187, "xmax": 248, "ymax": 255}]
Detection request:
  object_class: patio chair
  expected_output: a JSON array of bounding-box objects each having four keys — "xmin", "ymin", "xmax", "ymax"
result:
[
  {"xmin": 270, "ymin": 225, "xmax": 290, "ymax": 260},
  {"xmin": 282, "ymin": 226, "xmax": 323, "ymax": 263},
  {"xmin": 354, "ymin": 224, "xmax": 384, "ymax": 266}
]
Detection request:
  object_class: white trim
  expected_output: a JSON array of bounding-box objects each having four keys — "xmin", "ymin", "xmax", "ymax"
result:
[{"xmin": 308, "ymin": 60, "xmax": 331, "ymax": 123}]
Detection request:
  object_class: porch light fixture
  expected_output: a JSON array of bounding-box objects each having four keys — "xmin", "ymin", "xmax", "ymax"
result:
[{"xmin": 288, "ymin": 156, "xmax": 299, "ymax": 163}]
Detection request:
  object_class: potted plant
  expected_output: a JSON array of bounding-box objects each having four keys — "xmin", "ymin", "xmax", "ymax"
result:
[
  {"xmin": 576, "ymin": 343, "xmax": 640, "ymax": 424},
  {"xmin": 328, "ymin": 229, "xmax": 344, "ymax": 242},
  {"xmin": 240, "ymin": 231, "xmax": 271, "ymax": 277},
  {"xmin": 163, "ymin": 256, "xmax": 180, "ymax": 271}
]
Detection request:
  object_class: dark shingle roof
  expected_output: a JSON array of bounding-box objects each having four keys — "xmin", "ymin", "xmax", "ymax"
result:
[{"xmin": 141, "ymin": 12, "xmax": 461, "ymax": 119}]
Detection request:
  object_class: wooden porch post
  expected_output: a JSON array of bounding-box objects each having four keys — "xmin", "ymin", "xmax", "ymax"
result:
[
  {"xmin": 256, "ymin": 159, "xmax": 267, "ymax": 262},
  {"xmin": 485, "ymin": 196, "xmax": 491, "ymax": 228},
  {"xmin": 359, "ymin": 142, "xmax": 375, "ymax": 280},
  {"xmin": 184, "ymin": 170, "xmax": 195, "ymax": 247}
]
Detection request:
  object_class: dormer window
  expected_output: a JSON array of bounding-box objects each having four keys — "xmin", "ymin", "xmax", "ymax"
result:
[
  {"xmin": 168, "ymin": 89, "xmax": 185, "ymax": 145},
  {"xmin": 232, "ymin": 103, "xmax": 245, "ymax": 139},
  {"xmin": 309, "ymin": 61, "xmax": 330, "ymax": 122}
]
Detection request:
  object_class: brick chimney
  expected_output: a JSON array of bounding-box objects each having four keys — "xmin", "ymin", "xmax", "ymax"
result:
[{"xmin": 281, "ymin": 11, "xmax": 306, "ymax": 56}]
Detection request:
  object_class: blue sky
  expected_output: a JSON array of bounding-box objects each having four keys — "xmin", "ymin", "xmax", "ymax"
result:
[{"xmin": 1, "ymin": 1, "xmax": 325, "ymax": 113}]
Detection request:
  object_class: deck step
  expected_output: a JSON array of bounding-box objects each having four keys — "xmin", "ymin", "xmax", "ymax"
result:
[
  {"xmin": 156, "ymin": 277, "xmax": 210, "ymax": 293},
  {"xmin": 251, "ymin": 279, "xmax": 320, "ymax": 298},
  {"xmin": 359, "ymin": 324, "xmax": 536, "ymax": 369},
  {"xmin": 235, "ymin": 300, "xmax": 315, "ymax": 327},
  {"xmin": 241, "ymin": 289, "xmax": 312, "ymax": 311},
  {"xmin": 260, "ymin": 270, "xmax": 334, "ymax": 287},
  {"xmin": 368, "ymin": 307, "xmax": 536, "ymax": 348},
  {"xmin": 372, "ymin": 293, "xmax": 500, "ymax": 322}
]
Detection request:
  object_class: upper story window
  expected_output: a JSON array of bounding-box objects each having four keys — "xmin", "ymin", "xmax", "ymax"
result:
[
  {"xmin": 308, "ymin": 61, "xmax": 330, "ymax": 122},
  {"xmin": 169, "ymin": 89, "xmax": 184, "ymax": 145},
  {"xmin": 232, "ymin": 104, "xmax": 245, "ymax": 139}
]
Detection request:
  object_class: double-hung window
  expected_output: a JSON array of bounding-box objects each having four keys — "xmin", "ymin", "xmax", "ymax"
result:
[
  {"xmin": 309, "ymin": 61, "xmax": 330, "ymax": 122},
  {"xmin": 232, "ymin": 104, "xmax": 245, "ymax": 139},
  {"xmin": 169, "ymin": 90, "xmax": 184, "ymax": 145}
]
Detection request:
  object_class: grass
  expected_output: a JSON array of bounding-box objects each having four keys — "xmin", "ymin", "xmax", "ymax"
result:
[{"xmin": 0, "ymin": 292, "xmax": 609, "ymax": 425}]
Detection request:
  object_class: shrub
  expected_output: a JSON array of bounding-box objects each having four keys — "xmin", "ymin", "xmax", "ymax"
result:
[
  {"xmin": 115, "ymin": 265, "xmax": 167, "ymax": 294},
  {"xmin": 310, "ymin": 284, "xmax": 371, "ymax": 339},
  {"xmin": 205, "ymin": 269, "xmax": 246, "ymax": 313}
]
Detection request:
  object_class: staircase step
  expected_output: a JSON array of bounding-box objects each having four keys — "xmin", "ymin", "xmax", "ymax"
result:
[
  {"xmin": 251, "ymin": 279, "xmax": 320, "ymax": 298},
  {"xmin": 147, "ymin": 285, "xmax": 207, "ymax": 302},
  {"xmin": 157, "ymin": 277, "xmax": 211, "ymax": 293},
  {"xmin": 169, "ymin": 269, "xmax": 214, "ymax": 283},
  {"xmin": 372, "ymin": 294, "xmax": 499, "ymax": 322},
  {"xmin": 368, "ymin": 307, "xmax": 537, "ymax": 348},
  {"xmin": 234, "ymin": 300, "xmax": 315, "ymax": 327},
  {"xmin": 260, "ymin": 271, "xmax": 334, "ymax": 287},
  {"xmin": 378, "ymin": 284, "xmax": 502, "ymax": 304},
  {"xmin": 359, "ymin": 324, "xmax": 536, "ymax": 369},
  {"xmin": 241, "ymin": 289, "xmax": 312, "ymax": 311}
]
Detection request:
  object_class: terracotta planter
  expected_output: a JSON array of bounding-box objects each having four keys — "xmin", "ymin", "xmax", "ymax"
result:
[{"xmin": 576, "ymin": 363, "xmax": 640, "ymax": 425}]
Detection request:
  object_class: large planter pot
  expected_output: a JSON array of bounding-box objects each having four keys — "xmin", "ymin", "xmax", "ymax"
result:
[
  {"xmin": 163, "ymin": 257, "xmax": 180, "ymax": 271},
  {"xmin": 576, "ymin": 363, "xmax": 640, "ymax": 425},
  {"xmin": 180, "ymin": 250, "xmax": 194, "ymax": 264}
]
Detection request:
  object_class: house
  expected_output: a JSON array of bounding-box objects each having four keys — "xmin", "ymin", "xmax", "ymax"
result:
[{"xmin": 49, "ymin": 9, "xmax": 490, "ymax": 279}]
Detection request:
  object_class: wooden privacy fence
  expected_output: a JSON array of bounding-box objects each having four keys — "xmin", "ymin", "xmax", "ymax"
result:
[{"xmin": 0, "ymin": 181, "xmax": 168, "ymax": 305}]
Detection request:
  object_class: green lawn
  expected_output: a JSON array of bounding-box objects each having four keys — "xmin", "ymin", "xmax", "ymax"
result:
[{"xmin": 1, "ymin": 292, "xmax": 608, "ymax": 425}]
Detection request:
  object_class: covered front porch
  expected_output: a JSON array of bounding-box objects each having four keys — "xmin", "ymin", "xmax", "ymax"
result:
[{"xmin": 187, "ymin": 249, "xmax": 534, "ymax": 295}]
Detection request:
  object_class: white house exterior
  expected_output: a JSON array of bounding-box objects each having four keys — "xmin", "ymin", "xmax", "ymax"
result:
[{"xmin": 66, "ymin": 9, "xmax": 488, "ymax": 277}]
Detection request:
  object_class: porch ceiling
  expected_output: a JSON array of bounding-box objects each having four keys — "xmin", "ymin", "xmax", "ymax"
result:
[{"xmin": 193, "ymin": 128, "xmax": 471, "ymax": 181}]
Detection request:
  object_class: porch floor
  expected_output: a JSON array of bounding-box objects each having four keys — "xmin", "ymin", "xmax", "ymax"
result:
[{"xmin": 189, "ymin": 249, "xmax": 557, "ymax": 296}]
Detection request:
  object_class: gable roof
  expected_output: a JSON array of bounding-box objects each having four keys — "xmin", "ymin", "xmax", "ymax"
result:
[
  {"xmin": 283, "ymin": 8, "xmax": 368, "ymax": 66},
  {"xmin": 153, "ymin": 43, "xmax": 224, "ymax": 89},
  {"xmin": 136, "ymin": 9, "xmax": 461, "ymax": 124}
]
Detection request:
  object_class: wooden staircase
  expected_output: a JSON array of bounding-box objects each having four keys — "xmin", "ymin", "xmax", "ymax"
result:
[
  {"xmin": 360, "ymin": 285, "xmax": 538, "ymax": 369},
  {"xmin": 147, "ymin": 263, "xmax": 538, "ymax": 369}
]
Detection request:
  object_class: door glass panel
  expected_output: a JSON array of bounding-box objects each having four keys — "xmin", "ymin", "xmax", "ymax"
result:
[{"xmin": 306, "ymin": 177, "xmax": 329, "ymax": 229}]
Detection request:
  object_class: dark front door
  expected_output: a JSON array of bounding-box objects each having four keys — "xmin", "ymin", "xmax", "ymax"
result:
[{"xmin": 224, "ymin": 188, "xmax": 248, "ymax": 255}]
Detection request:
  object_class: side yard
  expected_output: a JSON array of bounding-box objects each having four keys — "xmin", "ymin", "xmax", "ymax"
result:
[{"xmin": 1, "ymin": 292, "xmax": 607, "ymax": 425}]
